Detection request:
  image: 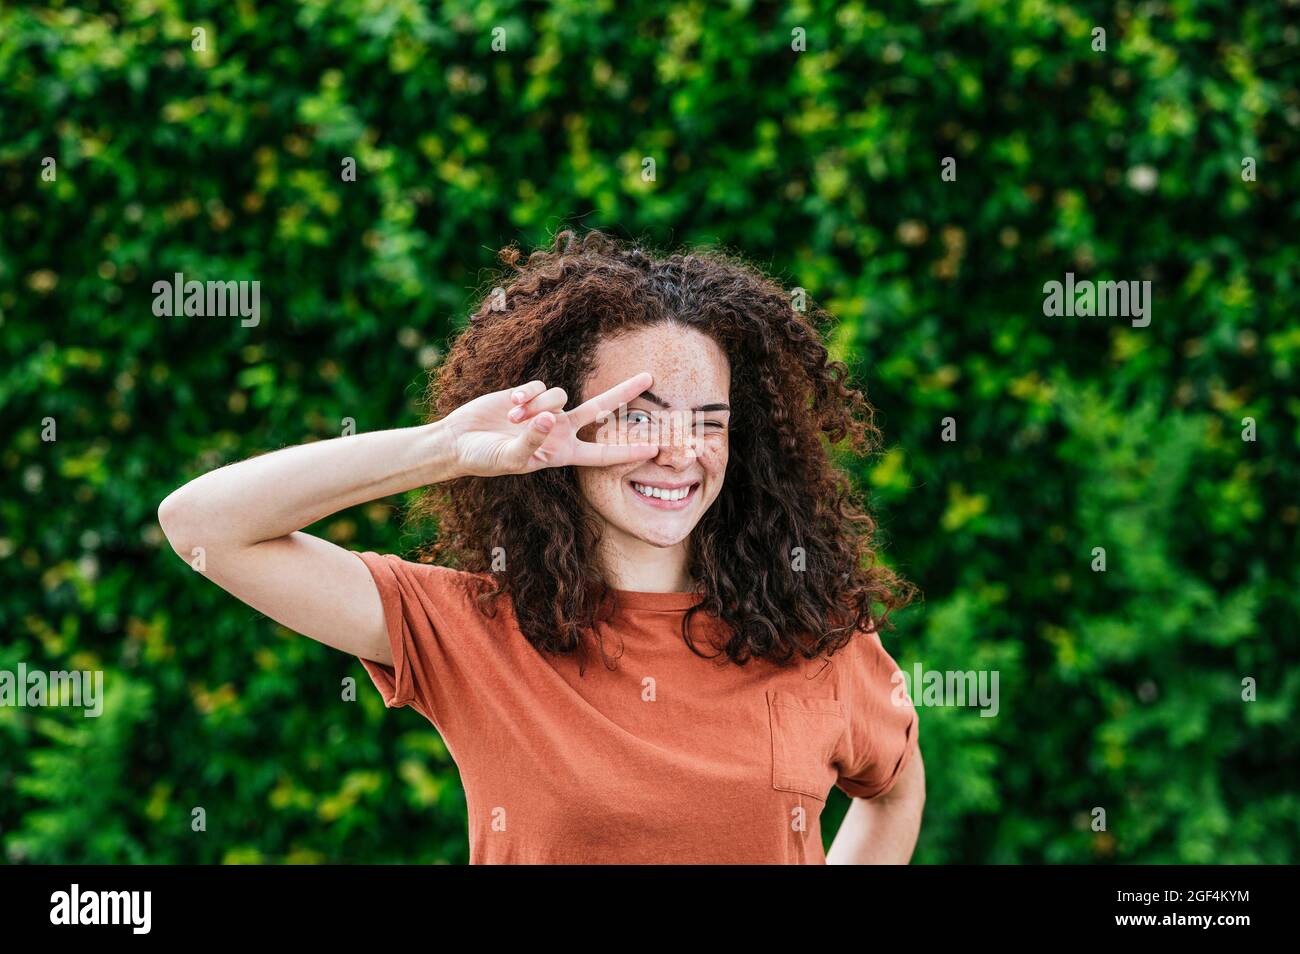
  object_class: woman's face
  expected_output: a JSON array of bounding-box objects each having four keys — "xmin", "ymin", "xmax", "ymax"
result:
[{"xmin": 575, "ymin": 323, "xmax": 731, "ymax": 552}]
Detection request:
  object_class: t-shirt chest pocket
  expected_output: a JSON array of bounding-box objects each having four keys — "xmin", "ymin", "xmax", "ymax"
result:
[{"xmin": 765, "ymin": 689, "xmax": 847, "ymax": 801}]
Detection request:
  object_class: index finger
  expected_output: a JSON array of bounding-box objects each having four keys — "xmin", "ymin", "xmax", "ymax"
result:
[
  {"xmin": 566, "ymin": 371, "xmax": 654, "ymax": 429},
  {"xmin": 570, "ymin": 439, "xmax": 661, "ymax": 468}
]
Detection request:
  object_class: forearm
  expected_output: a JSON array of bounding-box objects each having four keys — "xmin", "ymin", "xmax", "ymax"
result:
[
  {"xmin": 826, "ymin": 792, "xmax": 923, "ymax": 863},
  {"xmin": 159, "ymin": 419, "xmax": 461, "ymax": 548},
  {"xmin": 827, "ymin": 749, "xmax": 925, "ymax": 864}
]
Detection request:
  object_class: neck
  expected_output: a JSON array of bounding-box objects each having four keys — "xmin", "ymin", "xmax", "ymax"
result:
[{"xmin": 597, "ymin": 527, "xmax": 692, "ymax": 592}]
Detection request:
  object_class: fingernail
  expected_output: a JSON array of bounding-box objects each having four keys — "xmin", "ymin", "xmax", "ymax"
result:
[
  {"xmin": 508, "ymin": 406, "xmax": 524, "ymax": 422},
  {"xmin": 534, "ymin": 415, "xmax": 553, "ymax": 433},
  {"xmin": 512, "ymin": 390, "xmax": 525, "ymax": 403}
]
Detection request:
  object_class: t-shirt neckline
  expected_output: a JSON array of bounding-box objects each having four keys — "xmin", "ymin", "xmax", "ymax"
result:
[{"xmin": 609, "ymin": 589, "xmax": 704, "ymax": 611}]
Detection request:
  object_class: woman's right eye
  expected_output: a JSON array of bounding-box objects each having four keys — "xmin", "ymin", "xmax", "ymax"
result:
[{"xmin": 621, "ymin": 410, "xmax": 655, "ymax": 442}]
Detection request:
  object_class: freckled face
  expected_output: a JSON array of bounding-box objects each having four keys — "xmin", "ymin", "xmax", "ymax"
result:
[{"xmin": 575, "ymin": 324, "xmax": 730, "ymax": 550}]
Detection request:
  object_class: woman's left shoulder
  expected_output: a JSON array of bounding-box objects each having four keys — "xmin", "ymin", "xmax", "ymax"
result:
[{"xmin": 827, "ymin": 621, "xmax": 908, "ymax": 683}]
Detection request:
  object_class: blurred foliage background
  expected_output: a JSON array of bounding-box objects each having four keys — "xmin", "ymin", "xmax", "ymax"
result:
[{"xmin": 1, "ymin": 0, "xmax": 1297, "ymax": 864}]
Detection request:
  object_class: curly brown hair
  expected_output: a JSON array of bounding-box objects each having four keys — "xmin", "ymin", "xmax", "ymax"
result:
[{"xmin": 410, "ymin": 228, "xmax": 916, "ymax": 670}]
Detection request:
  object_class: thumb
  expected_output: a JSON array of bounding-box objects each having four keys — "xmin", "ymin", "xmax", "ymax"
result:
[{"xmin": 505, "ymin": 411, "xmax": 555, "ymax": 470}]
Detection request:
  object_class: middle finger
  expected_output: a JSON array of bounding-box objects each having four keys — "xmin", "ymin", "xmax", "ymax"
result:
[{"xmin": 509, "ymin": 386, "xmax": 568, "ymax": 422}]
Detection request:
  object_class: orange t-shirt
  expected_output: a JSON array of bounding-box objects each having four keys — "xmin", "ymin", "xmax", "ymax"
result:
[{"xmin": 353, "ymin": 551, "xmax": 919, "ymax": 864}]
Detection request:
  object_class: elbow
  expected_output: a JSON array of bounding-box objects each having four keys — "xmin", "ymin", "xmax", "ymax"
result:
[
  {"xmin": 158, "ymin": 487, "xmax": 200, "ymax": 559},
  {"xmin": 158, "ymin": 483, "xmax": 256, "ymax": 565}
]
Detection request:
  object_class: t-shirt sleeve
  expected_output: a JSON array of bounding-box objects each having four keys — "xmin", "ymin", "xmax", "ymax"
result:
[
  {"xmin": 351, "ymin": 550, "xmax": 478, "ymax": 729},
  {"xmin": 834, "ymin": 629, "xmax": 920, "ymax": 800}
]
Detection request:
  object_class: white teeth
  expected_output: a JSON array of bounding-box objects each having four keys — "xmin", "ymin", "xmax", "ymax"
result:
[{"xmin": 632, "ymin": 482, "xmax": 692, "ymax": 501}]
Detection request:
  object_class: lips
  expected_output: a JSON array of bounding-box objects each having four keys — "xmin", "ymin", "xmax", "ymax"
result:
[{"xmin": 627, "ymin": 479, "xmax": 700, "ymax": 510}]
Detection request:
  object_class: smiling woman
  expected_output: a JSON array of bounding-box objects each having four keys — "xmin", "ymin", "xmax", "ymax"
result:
[
  {"xmin": 572, "ymin": 323, "xmax": 731, "ymax": 556},
  {"xmin": 157, "ymin": 227, "xmax": 924, "ymax": 865}
]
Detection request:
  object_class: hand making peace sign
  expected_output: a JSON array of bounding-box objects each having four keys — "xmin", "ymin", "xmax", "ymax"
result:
[{"xmin": 443, "ymin": 371, "xmax": 660, "ymax": 477}]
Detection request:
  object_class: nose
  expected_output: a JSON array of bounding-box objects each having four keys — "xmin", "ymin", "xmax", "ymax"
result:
[{"xmin": 652, "ymin": 413, "xmax": 698, "ymax": 469}]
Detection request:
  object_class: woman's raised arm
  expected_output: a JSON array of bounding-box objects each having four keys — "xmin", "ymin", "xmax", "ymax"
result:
[
  {"xmin": 156, "ymin": 373, "xmax": 658, "ymax": 663},
  {"xmin": 157, "ymin": 420, "xmax": 463, "ymax": 664}
]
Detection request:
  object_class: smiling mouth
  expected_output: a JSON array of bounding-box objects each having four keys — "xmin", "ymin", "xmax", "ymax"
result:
[{"xmin": 627, "ymin": 480, "xmax": 700, "ymax": 509}]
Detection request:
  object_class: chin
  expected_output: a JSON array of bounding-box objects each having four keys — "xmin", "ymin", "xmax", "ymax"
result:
[{"xmin": 625, "ymin": 525, "xmax": 693, "ymax": 549}]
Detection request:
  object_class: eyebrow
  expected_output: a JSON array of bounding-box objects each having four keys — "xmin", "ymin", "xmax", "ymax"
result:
[{"xmin": 637, "ymin": 390, "xmax": 730, "ymax": 413}]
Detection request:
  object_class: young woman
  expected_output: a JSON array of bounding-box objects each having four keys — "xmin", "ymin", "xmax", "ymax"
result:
[{"xmin": 158, "ymin": 229, "xmax": 925, "ymax": 864}]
